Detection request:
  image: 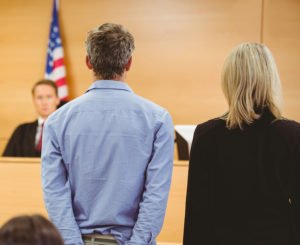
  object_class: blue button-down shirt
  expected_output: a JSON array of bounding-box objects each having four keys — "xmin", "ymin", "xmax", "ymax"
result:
[{"xmin": 42, "ymin": 80, "xmax": 174, "ymax": 245}]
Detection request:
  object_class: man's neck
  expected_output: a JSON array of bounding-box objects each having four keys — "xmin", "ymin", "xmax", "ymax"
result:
[{"xmin": 94, "ymin": 73, "xmax": 126, "ymax": 82}]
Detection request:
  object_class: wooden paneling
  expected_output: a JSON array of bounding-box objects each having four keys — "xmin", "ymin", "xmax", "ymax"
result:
[
  {"xmin": 158, "ymin": 162, "xmax": 188, "ymax": 243},
  {"xmin": 0, "ymin": 0, "xmax": 262, "ymax": 143},
  {"xmin": 0, "ymin": 158, "xmax": 47, "ymax": 225},
  {"xmin": 1, "ymin": 0, "xmax": 300, "ymax": 147},
  {"xmin": 263, "ymin": 0, "xmax": 300, "ymax": 121},
  {"xmin": 61, "ymin": 0, "xmax": 262, "ymax": 125},
  {"xmin": 0, "ymin": 138, "xmax": 7, "ymax": 156},
  {"xmin": 158, "ymin": 243, "xmax": 181, "ymax": 245},
  {"xmin": 0, "ymin": 0, "xmax": 52, "ymax": 140},
  {"xmin": 0, "ymin": 158, "xmax": 188, "ymax": 243}
]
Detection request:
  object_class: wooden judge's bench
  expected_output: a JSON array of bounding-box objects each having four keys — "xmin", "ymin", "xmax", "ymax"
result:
[{"xmin": 0, "ymin": 157, "xmax": 187, "ymax": 244}]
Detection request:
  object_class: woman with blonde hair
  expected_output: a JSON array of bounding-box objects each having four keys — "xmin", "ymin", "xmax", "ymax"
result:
[{"xmin": 183, "ymin": 43, "xmax": 300, "ymax": 245}]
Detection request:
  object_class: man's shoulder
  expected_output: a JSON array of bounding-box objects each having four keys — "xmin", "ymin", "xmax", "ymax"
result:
[
  {"xmin": 47, "ymin": 96, "xmax": 83, "ymax": 121},
  {"xmin": 132, "ymin": 94, "xmax": 169, "ymax": 115},
  {"xmin": 48, "ymin": 93, "xmax": 170, "ymax": 123}
]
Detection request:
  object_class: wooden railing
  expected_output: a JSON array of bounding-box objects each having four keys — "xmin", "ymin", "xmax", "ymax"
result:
[
  {"xmin": 0, "ymin": 158, "xmax": 188, "ymax": 243},
  {"xmin": 0, "ymin": 157, "xmax": 47, "ymax": 225}
]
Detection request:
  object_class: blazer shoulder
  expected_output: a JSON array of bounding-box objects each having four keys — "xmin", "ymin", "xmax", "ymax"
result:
[
  {"xmin": 195, "ymin": 118, "xmax": 225, "ymax": 137},
  {"xmin": 272, "ymin": 118, "xmax": 300, "ymax": 135},
  {"xmin": 270, "ymin": 119, "xmax": 300, "ymax": 150}
]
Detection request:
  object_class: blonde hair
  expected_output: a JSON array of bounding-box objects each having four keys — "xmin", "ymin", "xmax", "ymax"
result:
[{"xmin": 221, "ymin": 42, "xmax": 283, "ymax": 129}]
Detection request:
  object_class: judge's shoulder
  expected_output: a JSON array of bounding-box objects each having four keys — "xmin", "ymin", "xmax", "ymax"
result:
[{"xmin": 12, "ymin": 120, "xmax": 38, "ymax": 132}]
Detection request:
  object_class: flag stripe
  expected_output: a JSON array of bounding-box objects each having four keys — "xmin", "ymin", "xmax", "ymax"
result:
[
  {"xmin": 58, "ymin": 85, "xmax": 68, "ymax": 100},
  {"xmin": 46, "ymin": 66, "xmax": 66, "ymax": 82},
  {"xmin": 53, "ymin": 57, "xmax": 64, "ymax": 68},
  {"xmin": 55, "ymin": 77, "xmax": 67, "ymax": 87},
  {"xmin": 53, "ymin": 47, "xmax": 64, "ymax": 60}
]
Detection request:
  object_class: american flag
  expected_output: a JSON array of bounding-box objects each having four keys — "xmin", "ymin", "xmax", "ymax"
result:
[{"xmin": 45, "ymin": 0, "xmax": 68, "ymax": 101}]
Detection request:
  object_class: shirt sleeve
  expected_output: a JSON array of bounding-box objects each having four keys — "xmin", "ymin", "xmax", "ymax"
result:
[
  {"xmin": 125, "ymin": 111, "xmax": 174, "ymax": 245},
  {"xmin": 41, "ymin": 120, "xmax": 84, "ymax": 245}
]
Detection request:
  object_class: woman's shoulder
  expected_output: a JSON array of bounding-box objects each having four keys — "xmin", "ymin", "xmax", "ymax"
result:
[
  {"xmin": 194, "ymin": 117, "xmax": 225, "ymax": 137},
  {"xmin": 272, "ymin": 118, "xmax": 300, "ymax": 132},
  {"xmin": 271, "ymin": 118, "xmax": 300, "ymax": 138}
]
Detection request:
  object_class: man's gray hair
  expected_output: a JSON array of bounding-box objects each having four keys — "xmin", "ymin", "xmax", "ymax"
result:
[{"xmin": 85, "ymin": 23, "xmax": 135, "ymax": 79}]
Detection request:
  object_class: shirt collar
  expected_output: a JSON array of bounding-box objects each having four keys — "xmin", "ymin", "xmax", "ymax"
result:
[
  {"xmin": 38, "ymin": 117, "xmax": 45, "ymax": 126},
  {"xmin": 86, "ymin": 80, "xmax": 133, "ymax": 93}
]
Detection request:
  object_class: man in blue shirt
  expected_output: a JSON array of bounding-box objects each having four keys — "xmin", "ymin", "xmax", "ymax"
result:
[{"xmin": 41, "ymin": 23, "xmax": 174, "ymax": 245}]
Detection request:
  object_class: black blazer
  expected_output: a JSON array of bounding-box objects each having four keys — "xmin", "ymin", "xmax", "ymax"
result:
[
  {"xmin": 2, "ymin": 120, "xmax": 40, "ymax": 157},
  {"xmin": 183, "ymin": 111, "xmax": 300, "ymax": 245}
]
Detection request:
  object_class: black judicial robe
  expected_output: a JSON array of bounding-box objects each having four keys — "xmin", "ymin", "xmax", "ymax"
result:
[
  {"xmin": 2, "ymin": 120, "xmax": 40, "ymax": 157},
  {"xmin": 183, "ymin": 110, "xmax": 300, "ymax": 245}
]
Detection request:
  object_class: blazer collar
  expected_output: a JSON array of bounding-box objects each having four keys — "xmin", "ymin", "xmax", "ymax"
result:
[
  {"xmin": 257, "ymin": 108, "xmax": 276, "ymax": 124},
  {"xmin": 245, "ymin": 108, "xmax": 277, "ymax": 129}
]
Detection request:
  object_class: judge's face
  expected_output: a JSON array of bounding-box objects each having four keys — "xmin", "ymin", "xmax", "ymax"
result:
[{"xmin": 32, "ymin": 84, "xmax": 60, "ymax": 119}]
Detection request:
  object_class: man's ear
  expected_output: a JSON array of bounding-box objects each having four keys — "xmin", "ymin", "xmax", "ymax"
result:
[
  {"xmin": 86, "ymin": 55, "xmax": 93, "ymax": 70},
  {"xmin": 124, "ymin": 57, "xmax": 132, "ymax": 71}
]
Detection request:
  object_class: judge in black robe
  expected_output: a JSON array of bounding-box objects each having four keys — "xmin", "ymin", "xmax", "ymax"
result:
[
  {"xmin": 2, "ymin": 120, "xmax": 40, "ymax": 157},
  {"xmin": 2, "ymin": 79, "xmax": 60, "ymax": 157}
]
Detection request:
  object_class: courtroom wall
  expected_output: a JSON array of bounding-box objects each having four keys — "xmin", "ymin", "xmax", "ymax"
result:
[
  {"xmin": 1, "ymin": 0, "xmax": 300, "ymax": 153},
  {"xmin": 263, "ymin": 0, "xmax": 300, "ymax": 120}
]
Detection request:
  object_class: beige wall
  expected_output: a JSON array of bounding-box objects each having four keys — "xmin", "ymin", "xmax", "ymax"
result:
[
  {"xmin": 263, "ymin": 0, "xmax": 300, "ymax": 120},
  {"xmin": 0, "ymin": 1, "xmax": 299, "ymax": 144}
]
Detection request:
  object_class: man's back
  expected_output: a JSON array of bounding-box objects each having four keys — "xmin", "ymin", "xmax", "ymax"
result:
[{"xmin": 42, "ymin": 80, "xmax": 174, "ymax": 245}]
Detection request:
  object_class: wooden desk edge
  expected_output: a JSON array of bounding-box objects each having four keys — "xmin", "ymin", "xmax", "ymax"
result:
[
  {"xmin": 0, "ymin": 157, "xmax": 41, "ymax": 164},
  {"xmin": 0, "ymin": 158, "xmax": 188, "ymax": 166},
  {"xmin": 173, "ymin": 160, "xmax": 188, "ymax": 167}
]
